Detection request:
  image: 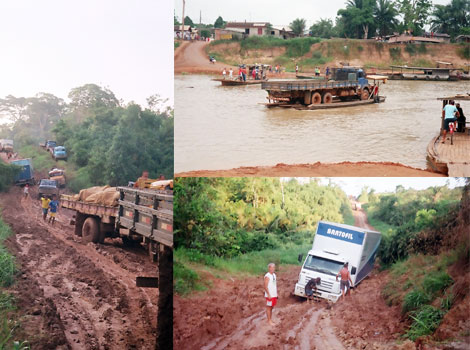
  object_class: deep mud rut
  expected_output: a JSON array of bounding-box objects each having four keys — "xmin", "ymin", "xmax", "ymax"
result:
[
  {"xmin": 0, "ymin": 185, "xmax": 159, "ymax": 349},
  {"xmin": 174, "ymin": 210, "xmax": 416, "ymax": 350}
]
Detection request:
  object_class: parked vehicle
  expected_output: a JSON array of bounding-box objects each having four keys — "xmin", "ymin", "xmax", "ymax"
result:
[
  {"xmin": 10, "ymin": 158, "xmax": 35, "ymax": 185},
  {"xmin": 53, "ymin": 146, "xmax": 67, "ymax": 161},
  {"xmin": 43, "ymin": 140, "xmax": 57, "ymax": 153},
  {"xmin": 294, "ymin": 221, "xmax": 381, "ymax": 302},
  {"xmin": 61, "ymin": 186, "xmax": 173, "ymax": 261},
  {"xmin": 48, "ymin": 168, "xmax": 66, "ymax": 188},
  {"xmin": 0, "ymin": 139, "xmax": 14, "ymax": 153},
  {"xmin": 37, "ymin": 179, "xmax": 59, "ymax": 199}
]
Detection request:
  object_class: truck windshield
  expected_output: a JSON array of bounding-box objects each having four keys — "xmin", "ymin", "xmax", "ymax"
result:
[
  {"xmin": 303, "ymin": 255, "xmax": 344, "ymax": 276},
  {"xmin": 40, "ymin": 180, "xmax": 57, "ymax": 186}
]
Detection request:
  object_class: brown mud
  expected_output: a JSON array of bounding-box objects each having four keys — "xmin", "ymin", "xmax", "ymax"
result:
[
  {"xmin": 0, "ymin": 184, "xmax": 159, "ymax": 349},
  {"xmin": 175, "ymin": 161, "xmax": 444, "ymax": 177}
]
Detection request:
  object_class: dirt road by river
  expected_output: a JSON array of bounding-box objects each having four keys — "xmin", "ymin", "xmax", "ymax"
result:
[{"xmin": 1, "ymin": 184, "xmax": 159, "ymax": 349}]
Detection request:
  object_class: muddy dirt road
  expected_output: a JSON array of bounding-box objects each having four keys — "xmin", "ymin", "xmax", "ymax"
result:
[
  {"xmin": 175, "ymin": 41, "xmax": 233, "ymax": 74},
  {"xmin": 1, "ymin": 185, "xmax": 159, "ymax": 349},
  {"xmin": 174, "ymin": 210, "xmax": 414, "ymax": 350}
]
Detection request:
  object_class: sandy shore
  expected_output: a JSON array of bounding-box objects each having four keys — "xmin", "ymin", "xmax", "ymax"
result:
[{"xmin": 176, "ymin": 161, "xmax": 443, "ymax": 177}]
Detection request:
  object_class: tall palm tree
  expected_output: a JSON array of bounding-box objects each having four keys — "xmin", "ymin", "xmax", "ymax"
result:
[
  {"xmin": 374, "ymin": 0, "xmax": 399, "ymax": 36},
  {"xmin": 290, "ymin": 18, "xmax": 307, "ymax": 37}
]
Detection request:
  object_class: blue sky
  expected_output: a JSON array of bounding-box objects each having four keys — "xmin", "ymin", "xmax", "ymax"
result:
[{"xmin": 0, "ymin": 0, "xmax": 173, "ymax": 118}]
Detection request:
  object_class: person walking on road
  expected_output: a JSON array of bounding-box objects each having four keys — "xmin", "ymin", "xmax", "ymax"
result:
[
  {"xmin": 23, "ymin": 184, "xmax": 29, "ymax": 200},
  {"xmin": 336, "ymin": 262, "xmax": 353, "ymax": 300},
  {"xmin": 264, "ymin": 263, "xmax": 278, "ymax": 326},
  {"xmin": 48, "ymin": 195, "xmax": 59, "ymax": 226},
  {"xmin": 41, "ymin": 195, "xmax": 51, "ymax": 221},
  {"xmin": 229, "ymin": 68, "xmax": 233, "ymax": 79}
]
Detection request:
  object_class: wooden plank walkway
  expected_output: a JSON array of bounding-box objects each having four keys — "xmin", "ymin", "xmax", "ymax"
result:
[{"xmin": 426, "ymin": 132, "xmax": 470, "ymax": 176}]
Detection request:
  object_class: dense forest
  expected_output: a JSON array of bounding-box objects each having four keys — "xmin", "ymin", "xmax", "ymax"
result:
[
  {"xmin": 361, "ymin": 183, "xmax": 463, "ymax": 265},
  {"xmin": 0, "ymin": 84, "xmax": 173, "ymax": 191},
  {"xmin": 174, "ymin": 177, "xmax": 353, "ymax": 257},
  {"xmin": 177, "ymin": 0, "xmax": 469, "ymax": 40}
]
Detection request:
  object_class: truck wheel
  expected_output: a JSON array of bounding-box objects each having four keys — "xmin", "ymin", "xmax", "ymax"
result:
[
  {"xmin": 312, "ymin": 92, "xmax": 321, "ymax": 105},
  {"xmin": 435, "ymin": 75, "xmax": 440, "ymax": 80},
  {"xmin": 360, "ymin": 89, "xmax": 369, "ymax": 100},
  {"xmin": 122, "ymin": 236, "xmax": 135, "ymax": 247},
  {"xmin": 82, "ymin": 217, "xmax": 101, "ymax": 244},
  {"xmin": 304, "ymin": 91, "xmax": 312, "ymax": 105},
  {"xmin": 322, "ymin": 92, "xmax": 333, "ymax": 104}
]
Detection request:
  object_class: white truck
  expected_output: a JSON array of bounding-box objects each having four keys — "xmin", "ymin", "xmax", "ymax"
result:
[{"xmin": 294, "ymin": 221, "xmax": 381, "ymax": 302}]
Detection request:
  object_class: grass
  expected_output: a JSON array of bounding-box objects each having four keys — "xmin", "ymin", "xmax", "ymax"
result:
[
  {"xmin": 406, "ymin": 305, "xmax": 444, "ymax": 341},
  {"xmin": 422, "ymin": 271, "xmax": 453, "ymax": 297},
  {"xmin": 457, "ymin": 43, "xmax": 470, "ymax": 59},
  {"xmin": 0, "ymin": 213, "xmax": 29, "ymax": 349},
  {"xmin": 403, "ymin": 289, "xmax": 431, "ymax": 313},
  {"xmin": 175, "ymin": 243, "xmax": 309, "ymax": 295},
  {"xmin": 174, "ymin": 41, "xmax": 181, "ymax": 49},
  {"xmin": 389, "ymin": 47, "xmax": 402, "ymax": 61}
]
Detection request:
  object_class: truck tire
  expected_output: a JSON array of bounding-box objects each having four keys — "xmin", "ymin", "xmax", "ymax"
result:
[
  {"xmin": 435, "ymin": 75, "xmax": 440, "ymax": 80},
  {"xmin": 304, "ymin": 91, "xmax": 312, "ymax": 105},
  {"xmin": 122, "ymin": 235, "xmax": 135, "ymax": 247},
  {"xmin": 312, "ymin": 92, "xmax": 321, "ymax": 105},
  {"xmin": 82, "ymin": 217, "xmax": 101, "ymax": 244},
  {"xmin": 322, "ymin": 92, "xmax": 333, "ymax": 104},
  {"xmin": 360, "ymin": 89, "xmax": 369, "ymax": 100}
]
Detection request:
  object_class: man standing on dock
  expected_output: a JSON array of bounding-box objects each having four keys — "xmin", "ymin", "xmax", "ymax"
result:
[{"xmin": 442, "ymin": 100, "xmax": 460, "ymax": 144}]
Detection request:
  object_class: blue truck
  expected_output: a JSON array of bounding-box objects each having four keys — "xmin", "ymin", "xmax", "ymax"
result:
[
  {"xmin": 10, "ymin": 158, "xmax": 35, "ymax": 185},
  {"xmin": 53, "ymin": 146, "xmax": 67, "ymax": 161}
]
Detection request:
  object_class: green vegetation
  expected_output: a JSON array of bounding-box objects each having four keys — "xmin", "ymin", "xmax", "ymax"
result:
[
  {"xmin": 0, "ymin": 84, "xmax": 173, "ymax": 192},
  {"xmin": 174, "ymin": 177, "xmax": 354, "ymax": 294},
  {"xmin": 0, "ymin": 214, "xmax": 29, "ymax": 349},
  {"xmin": 174, "ymin": 41, "xmax": 181, "ymax": 49},
  {"xmin": 0, "ymin": 163, "xmax": 20, "ymax": 193},
  {"xmin": 406, "ymin": 305, "xmax": 444, "ymax": 340},
  {"xmin": 457, "ymin": 43, "xmax": 470, "ymax": 59},
  {"xmin": 363, "ymin": 184, "xmax": 461, "ymax": 265},
  {"xmin": 389, "ymin": 47, "xmax": 402, "ymax": 60}
]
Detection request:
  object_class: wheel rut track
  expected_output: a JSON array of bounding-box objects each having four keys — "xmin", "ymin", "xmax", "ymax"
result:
[{"xmin": 0, "ymin": 187, "xmax": 159, "ymax": 349}]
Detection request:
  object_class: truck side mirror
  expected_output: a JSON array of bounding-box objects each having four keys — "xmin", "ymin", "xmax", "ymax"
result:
[
  {"xmin": 351, "ymin": 267, "xmax": 357, "ymax": 275},
  {"xmin": 298, "ymin": 253, "xmax": 303, "ymax": 263}
]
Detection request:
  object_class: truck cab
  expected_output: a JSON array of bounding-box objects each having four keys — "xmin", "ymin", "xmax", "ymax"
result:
[
  {"xmin": 10, "ymin": 158, "xmax": 34, "ymax": 185},
  {"xmin": 53, "ymin": 146, "xmax": 67, "ymax": 161},
  {"xmin": 294, "ymin": 221, "xmax": 381, "ymax": 303},
  {"xmin": 45, "ymin": 140, "xmax": 57, "ymax": 153}
]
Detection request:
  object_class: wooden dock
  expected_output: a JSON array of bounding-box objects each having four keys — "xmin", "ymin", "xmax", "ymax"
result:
[
  {"xmin": 265, "ymin": 96, "xmax": 386, "ymax": 110},
  {"xmin": 426, "ymin": 132, "xmax": 470, "ymax": 176}
]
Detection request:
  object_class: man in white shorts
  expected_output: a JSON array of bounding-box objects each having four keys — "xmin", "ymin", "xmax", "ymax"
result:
[{"xmin": 264, "ymin": 263, "xmax": 278, "ymax": 326}]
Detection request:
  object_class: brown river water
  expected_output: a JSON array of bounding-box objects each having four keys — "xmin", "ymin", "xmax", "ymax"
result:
[{"xmin": 175, "ymin": 75, "xmax": 470, "ymax": 173}]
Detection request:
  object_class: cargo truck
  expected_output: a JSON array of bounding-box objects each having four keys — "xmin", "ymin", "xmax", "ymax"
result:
[
  {"xmin": 10, "ymin": 158, "xmax": 35, "ymax": 185},
  {"xmin": 294, "ymin": 221, "xmax": 381, "ymax": 302},
  {"xmin": 0, "ymin": 139, "xmax": 14, "ymax": 154},
  {"xmin": 60, "ymin": 186, "xmax": 173, "ymax": 261}
]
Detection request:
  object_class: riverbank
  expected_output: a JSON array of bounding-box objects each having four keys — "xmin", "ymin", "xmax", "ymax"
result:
[{"xmin": 176, "ymin": 161, "xmax": 444, "ymax": 177}]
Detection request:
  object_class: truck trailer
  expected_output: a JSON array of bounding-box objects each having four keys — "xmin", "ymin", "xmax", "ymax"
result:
[
  {"xmin": 10, "ymin": 158, "xmax": 35, "ymax": 185},
  {"xmin": 61, "ymin": 186, "xmax": 173, "ymax": 261},
  {"xmin": 294, "ymin": 221, "xmax": 381, "ymax": 302}
]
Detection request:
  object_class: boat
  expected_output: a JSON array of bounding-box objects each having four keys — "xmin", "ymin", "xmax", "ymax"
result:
[
  {"xmin": 212, "ymin": 78, "xmax": 266, "ymax": 86},
  {"xmin": 264, "ymin": 96, "xmax": 386, "ymax": 109},
  {"xmin": 389, "ymin": 65, "xmax": 458, "ymax": 81},
  {"xmin": 426, "ymin": 94, "xmax": 470, "ymax": 176}
]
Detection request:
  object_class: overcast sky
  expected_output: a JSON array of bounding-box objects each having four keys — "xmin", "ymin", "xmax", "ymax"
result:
[
  {"xmin": 175, "ymin": 0, "xmax": 450, "ymax": 28},
  {"xmin": 0, "ymin": 0, "xmax": 172, "ymax": 119},
  {"xmin": 318, "ymin": 177, "xmax": 464, "ymax": 197}
]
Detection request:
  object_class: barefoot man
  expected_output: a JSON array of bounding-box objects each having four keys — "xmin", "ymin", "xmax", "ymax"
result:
[
  {"xmin": 264, "ymin": 263, "xmax": 278, "ymax": 326},
  {"xmin": 336, "ymin": 262, "xmax": 353, "ymax": 300}
]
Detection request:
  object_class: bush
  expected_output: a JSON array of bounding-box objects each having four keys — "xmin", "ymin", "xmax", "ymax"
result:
[
  {"xmin": 389, "ymin": 47, "xmax": 401, "ymax": 60},
  {"xmin": 418, "ymin": 43, "xmax": 427, "ymax": 54},
  {"xmin": 406, "ymin": 305, "xmax": 444, "ymax": 340},
  {"xmin": 405, "ymin": 43, "xmax": 417, "ymax": 56},
  {"xmin": 422, "ymin": 271, "xmax": 453, "ymax": 297},
  {"xmin": 403, "ymin": 289, "xmax": 431, "ymax": 314},
  {"xmin": 0, "ymin": 163, "xmax": 20, "ymax": 192},
  {"xmin": 457, "ymin": 44, "xmax": 470, "ymax": 59},
  {"xmin": 174, "ymin": 261, "xmax": 204, "ymax": 295}
]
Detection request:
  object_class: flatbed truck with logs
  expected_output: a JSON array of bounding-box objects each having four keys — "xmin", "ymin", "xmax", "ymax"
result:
[{"xmin": 60, "ymin": 186, "xmax": 173, "ymax": 261}]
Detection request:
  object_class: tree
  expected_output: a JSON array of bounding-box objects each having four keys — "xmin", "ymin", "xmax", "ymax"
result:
[
  {"xmin": 184, "ymin": 16, "xmax": 194, "ymax": 27},
  {"xmin": 431, "ymin": 0, "xmax": 470, "ymax": 38},
  {"xmin": 174, "ymin": 14, "xmax": 180, "ymax": 25},
  {"xmin": 337, "ymin": 0, "xmax": 377, "ymax": 39},
  {"xmin": 200, "ymin": 29, "xmax": 211, "ymax": 39},
  {"xmin": 290, "ymin": 18, "xmax": 307, "ymax": 37},
  {"xmin": 396, "ymin": 0, "xmax": 432, "ymax": 35},
  {"xmin": 67, "ymin": 84, "xmax": 119, "ymax": 121},
  {"xmin": 214, "ymin": 16, "xmax": 226, "ymax": 29},
  {"xmin": 309, "ymin": 18, "xmax": 337, "ymax": 38},
  {"xmin": 374, "ymin": 0, "xmax": 399, "ymax": 36}
]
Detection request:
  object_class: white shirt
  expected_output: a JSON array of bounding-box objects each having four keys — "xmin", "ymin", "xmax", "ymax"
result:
[{"xmin": 264, "ymin": 272, "xmax": 277, "ymax": 298}]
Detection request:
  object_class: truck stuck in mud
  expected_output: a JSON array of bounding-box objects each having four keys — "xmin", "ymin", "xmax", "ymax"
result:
[
  {"xmin": 61, "ymin": 186, "xmax": 173, "ymax": 261},
  {"xmin": 295, "ymin": 221, "xmax": 381, "ymax": 302}
]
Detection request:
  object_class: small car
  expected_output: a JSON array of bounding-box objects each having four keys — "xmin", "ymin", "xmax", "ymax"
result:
[
  {"xmin": 53, "ymin": 146, "xmax": 67, "ymax": 161},
  {"xmin": 37, "ymin": 179, "xmax": 59, "ymax": 199}
]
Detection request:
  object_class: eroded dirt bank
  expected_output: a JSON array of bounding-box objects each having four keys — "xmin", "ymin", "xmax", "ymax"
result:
[
  {"xmin": 176, "ymin": 161, "xmax": 444, "ymax": 177},
  {"xmin": 1, "ymin": 185, "xmax": 159, "ymax": 349}
]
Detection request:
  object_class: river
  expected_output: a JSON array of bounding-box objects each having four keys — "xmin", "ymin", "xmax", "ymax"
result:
[{"xmin": 175, "ymin": 75, "xmax": 470, "ymax": 173}]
